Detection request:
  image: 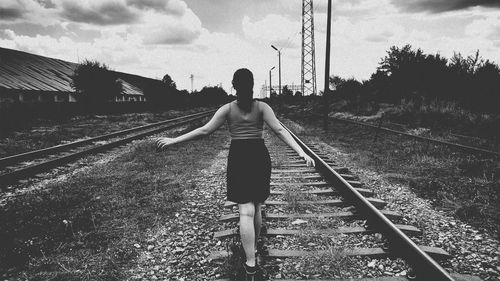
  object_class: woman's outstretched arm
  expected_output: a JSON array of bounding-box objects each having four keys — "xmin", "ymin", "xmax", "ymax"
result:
[
  {"xmin": 261, "ymin": 102, "xmax": 315, "ymax": 167},
  {"xmin": 157, "ymin": 104, "xmax": 229, "ymax": 149}
]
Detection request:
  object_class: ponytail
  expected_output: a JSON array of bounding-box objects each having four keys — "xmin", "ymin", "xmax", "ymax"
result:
[{"xmin": 232, "ymin": 68, "xmax": 254, "ymax": 112}]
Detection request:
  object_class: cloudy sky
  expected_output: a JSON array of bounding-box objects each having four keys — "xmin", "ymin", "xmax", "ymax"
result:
[{"xmin": 1, "ymin": 0, "xmax": 499, "ymax": 97}]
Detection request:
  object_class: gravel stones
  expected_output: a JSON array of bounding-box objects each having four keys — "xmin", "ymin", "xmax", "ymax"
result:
[
  {"xmin": 284, "ymin": 118, "xmax": 500, "ymax": 281},
  {"xmin": 126, "ymin": 139, "xmax": 229, "ymax": 280}
]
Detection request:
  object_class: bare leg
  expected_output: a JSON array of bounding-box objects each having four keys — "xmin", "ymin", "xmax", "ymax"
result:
[
  {"xmin": 254, "ymin": 202, "xmax": 262, "ymax": 251},
  {"xmin": 239, "ymin": 202, "xmax": 256, "ymax": 266}
]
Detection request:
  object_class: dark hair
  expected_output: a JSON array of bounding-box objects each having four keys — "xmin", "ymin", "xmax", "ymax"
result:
[{"xmin": 232, "ymin": 68, "xmax": 254, "ymax": 112}]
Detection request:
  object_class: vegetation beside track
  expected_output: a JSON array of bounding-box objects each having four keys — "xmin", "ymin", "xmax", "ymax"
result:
[
  {"xmin": 0, "ymin": 118, "xmax": 225, "ymax": 280},
  {"xmin": 279, "ymin": 108, "xmax": 499, "ymax": 238},
  {"xmin": 0, "ymin": 107, "xmax": 212, "ymax": 158}
]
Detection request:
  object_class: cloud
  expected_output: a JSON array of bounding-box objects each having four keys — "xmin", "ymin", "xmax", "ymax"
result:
[
  {"xmin": 465, "ymin": 14, "xmax": 500, "ymax": 40},
  {"xmin": 242, "ymin": 14, "xmax": 301, "ymax": 49},
  {"xmin": 135, "ymin": 6, "xmax": 202, "ymax": 45},
  {"xmin": 0, "ymin": 29, "xmax": 16, "ymax": 40},
  {"xmin": 142, "ymin": 22, "xmax": 200, "ymax": 44},
  {"xmin": 126, "ymin": 0, "xmax": 186, "ymax": 16},
  {"xmin": 35, "ymin": 0, "xmax": 56, "ymax": 9},
  {"xmin": 59, "ymin": 0, "xmax": 139, "ymax": 25},
  {"xmin": 365, "ymin": 31, "xmax": 395, "ymax": 43},
  {"xmin": 0, "ymin": 0, "xmax": 26, "ymax": 20},
  {"xmin": 126, "ymin": 0, "xmax": 166, "ymax": 10},
  {"xmin": 392, "ymin": 0, "xmax": 500, "ymax": 13},
  {"xmin": 0, "ymin": 7, "xmax": 24, "ymax": 20},
  {"xmin": 0, "ymin": 0, "xmax": 60, "ymax": 26}
]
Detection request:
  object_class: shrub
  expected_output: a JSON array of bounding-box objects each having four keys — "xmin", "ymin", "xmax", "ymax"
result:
[{"xmin": 70, "ymin": 60, "xmax": 122, "ymax": 104}]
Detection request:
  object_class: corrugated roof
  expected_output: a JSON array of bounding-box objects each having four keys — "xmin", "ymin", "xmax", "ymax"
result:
[
  {"xmin": 117, "ymin": 78, "xmax": 143, "ymax": 96},
  {"xmin": 0, "ymin": 47, "xmax": 153, "ymax": 96}
]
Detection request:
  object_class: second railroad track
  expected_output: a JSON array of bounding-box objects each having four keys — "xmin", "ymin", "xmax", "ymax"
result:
[{"xmin": 0, "ymin": 110, "xmax": 215, "ymax": 189}]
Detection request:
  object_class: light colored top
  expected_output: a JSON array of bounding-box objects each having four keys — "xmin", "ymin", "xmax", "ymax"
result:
[{"xmin": 227, "ymin": 100, "xmax": 264, "ymax": 139}]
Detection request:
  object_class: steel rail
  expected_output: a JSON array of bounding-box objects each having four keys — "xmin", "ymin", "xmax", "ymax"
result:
[
  {"xmin": 0, "ymin": 110, "xmax": 215, "ymax": 168},
  {"xmin": 0, "ymin": 112, "xmax": 213, "ymax": 188},
  {"xmin": 280, "ymin": 121, "xmax": 456, "ymax": 281},
  {"xmin": 329, "ymin": 116, "xmax": 500, "ymax": 157}
]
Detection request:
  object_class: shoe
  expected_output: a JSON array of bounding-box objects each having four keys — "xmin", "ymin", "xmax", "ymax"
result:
[{"xmin": 237, "ymin": 262, "xmax": 263, "ymax": 281}]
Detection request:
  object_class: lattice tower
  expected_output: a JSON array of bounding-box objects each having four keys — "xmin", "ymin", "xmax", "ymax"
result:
[{"xmin": 301, "ymin": 0, "xmax": 317, "ymax": 96}]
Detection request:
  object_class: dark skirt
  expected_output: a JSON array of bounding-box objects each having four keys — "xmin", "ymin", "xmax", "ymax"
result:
[{"xmin": 227, "ymin": 139, "xmax": 271, "ymax": 204}]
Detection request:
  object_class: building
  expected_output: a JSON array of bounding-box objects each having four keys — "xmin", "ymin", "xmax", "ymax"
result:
[{"xmin": 0, "ymin": 47, "xmax": 149, "ymax": 104}]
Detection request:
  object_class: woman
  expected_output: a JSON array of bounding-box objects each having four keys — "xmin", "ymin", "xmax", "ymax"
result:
[{"xmin": 156, "ymin": 68, "xmax": 314, "ymax": 280}]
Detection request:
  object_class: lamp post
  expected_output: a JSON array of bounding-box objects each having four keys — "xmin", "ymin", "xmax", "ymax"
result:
[
  {"xmin": 271, "ymin": 45, "xmax": 281, "ymax": 96},
  {"xmin": 269, "ymin": 66, "xmax": 275, "ymax": 98}
]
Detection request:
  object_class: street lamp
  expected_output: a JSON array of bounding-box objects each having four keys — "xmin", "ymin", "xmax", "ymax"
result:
[
  {"xmin": 269, "ymin": 66, "xmax": 275, "ymax": 98},
  {"xmin": 271, "ymin": 45, "xmax": 281, "ymax": 96}
]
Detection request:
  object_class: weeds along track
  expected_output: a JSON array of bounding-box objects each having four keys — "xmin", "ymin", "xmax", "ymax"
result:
[
  {"xmin": 210, "ymin": 122, "xmax": 481, "ymax": 281},
  {"xmin": 0, "ymin": 110, "xmax": 215, "ymax": 190},
  {"xmin": 328, "ymin": 115, "xmax": 500, "ymax": 157}
]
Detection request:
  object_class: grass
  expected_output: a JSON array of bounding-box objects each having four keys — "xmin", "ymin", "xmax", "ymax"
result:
[
  {"xmin": 279, "ymin": 106, "xmax": 500, "ymax": 237},
  {"xmin": 281, "ymin": 185, "xmax": 355, "ymax": 277},
  {"xmin": 283, "ymin": 189, "xmax": 315, "ymax": 213},
  {"xmin": 279, "ymin": 98, "xmax": 499, "ymax": 143},
  {"xmin": 0, "ymin": 118, "xmax": 222, "ymax": 280},
  {"xmin": 284, "ymin": 225, "xmax": 355, "ymax": 279},
  {"xmin": 0, "ymin": 107, "xmax": 211, "ymax": 158}
]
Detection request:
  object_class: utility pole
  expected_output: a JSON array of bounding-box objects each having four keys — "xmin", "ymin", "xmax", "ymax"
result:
[
  {"xmin": 302, "ymin": 0, "xmax": 317, "ymax": 96},
  {"xmin": 323, "ymin": 0, "xmax": 332, "ymax": 130}
]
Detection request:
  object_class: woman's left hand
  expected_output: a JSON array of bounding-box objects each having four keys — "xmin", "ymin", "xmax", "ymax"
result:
[{"xmin": 156, "ymin": 137, "xmax": 176, "ymax": 149}]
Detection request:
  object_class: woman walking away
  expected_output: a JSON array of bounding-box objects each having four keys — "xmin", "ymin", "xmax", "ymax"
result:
[{"xmin": 156, "ymin": 68, "xmax": 315, "ymax": 281}]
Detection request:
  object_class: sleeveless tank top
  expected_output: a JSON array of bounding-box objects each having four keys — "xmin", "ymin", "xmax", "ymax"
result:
[{"xmin": 227, "ymin": 100, "xmax": 264, "ymax": 139}]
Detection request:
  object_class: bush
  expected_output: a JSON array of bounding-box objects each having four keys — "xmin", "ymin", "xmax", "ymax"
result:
[
  {"xmin": 329, "ymin": 45, "xmax": 500, "ymax": 115},
  {"xmin": 70, "ymin": 60, "xmax": 123, "ymax": 104}
]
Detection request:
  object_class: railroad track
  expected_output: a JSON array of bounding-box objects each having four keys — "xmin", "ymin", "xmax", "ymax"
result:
[
  {"xmin": 328, "ymin": 115, "xmax": 500, "ymax": 157},
  {"xmin": 210, "ymin": 122, "xmax": 480, "ymax": 281},
  {"xmin": 0, "ymin": 110, "xmax": 215, "ymax": 189}
]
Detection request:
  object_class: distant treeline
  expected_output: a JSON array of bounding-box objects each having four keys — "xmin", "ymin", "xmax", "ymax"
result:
[
  {"xmin": 72, "ymin": 59, "xmax": 233, "ymax": 108},
  {"xmin": 142, "ymin": 79, "xmax": 232, "ymax": 108},
  {"xmin": 329, "ymin": 44, "xmax": 500, "ymax": 113}
]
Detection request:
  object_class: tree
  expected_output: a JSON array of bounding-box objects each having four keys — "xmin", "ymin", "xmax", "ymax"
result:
[
  {"xmin": 70, "ymin": 59, "xmax": 122, "ymax": 104},
  {"xmin": 327, "ymin": 45, "xmax": 500, "ymax": 114},
  {"xmin": 329, "ymin": 76, "xmax": 345, "ymax": 90},
  {"xmin": 144, "ymin": 74, "xmax": 181, "ymax": 107},
  {"xmin": 162, "ymin": 74, "xmax": 177, "ymax": 90},
  {"xmin": 376, "ymin": 44, "xmax": 427, "ymax": 101},
  {"xmin": 473, "ymin": 60, "xmax": 500, "ymax": 112},
  {"xmin": 270, "ymin": 88, "xmax": 277, "ymax": 99},
  {"xmin": 282, "ymin": 86, "xmax": 293, "ymax": 97},
  {"xmin": 190, "ymin": 86, "xmax": 229, "ymax": 106}
]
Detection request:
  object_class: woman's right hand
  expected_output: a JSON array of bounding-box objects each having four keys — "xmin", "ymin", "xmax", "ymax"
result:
[{"xmin": 156, "ymin": 137, "xmax": 176, "ymax": 150}]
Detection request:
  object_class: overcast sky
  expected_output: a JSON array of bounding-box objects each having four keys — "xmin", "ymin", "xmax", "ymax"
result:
[{"xmin": 1, "ymin": 0, "xmax": 499, "ymax": 97}]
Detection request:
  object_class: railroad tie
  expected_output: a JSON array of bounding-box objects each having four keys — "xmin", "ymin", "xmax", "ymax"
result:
[{"xmin": 210, "ymin": 124, "xmax": 457, "ymax": 280}]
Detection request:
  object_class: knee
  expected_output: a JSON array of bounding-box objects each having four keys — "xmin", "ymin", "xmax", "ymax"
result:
[{"xmin": 239, "ymin": 204, "xmax": 255, "ymax": 218}]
